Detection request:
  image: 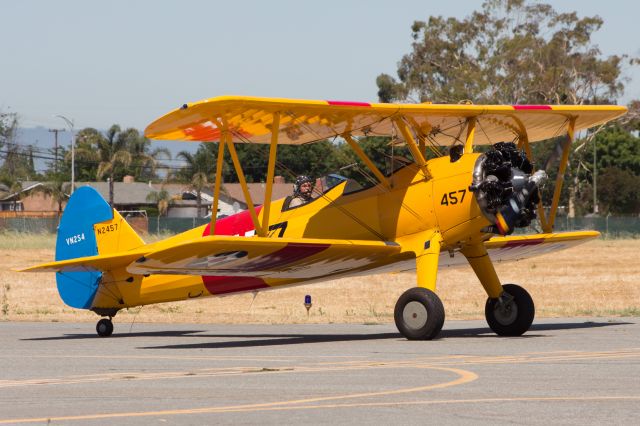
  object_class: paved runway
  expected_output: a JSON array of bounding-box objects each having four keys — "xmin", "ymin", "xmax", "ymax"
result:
[{"xmin": 1, "ymin": 318, "xmax": 638, "ymax": 424}]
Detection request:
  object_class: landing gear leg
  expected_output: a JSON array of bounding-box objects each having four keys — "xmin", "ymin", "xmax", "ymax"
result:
[
  {"xmin": 96, "ymin": 317, "xmax": 114, "ymax": 337},
  {"xmin": 461, "ymin": 243, "xmax": 535, "ymax": 336},
  {"xmin": 394, "ymin": 231, "xmax": 445, "ymax": 340}
]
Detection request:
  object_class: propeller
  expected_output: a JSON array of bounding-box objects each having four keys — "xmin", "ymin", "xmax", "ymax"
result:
[{"xmin": 540, "ymin": 134, "xmax": 571, "ymax": 172}]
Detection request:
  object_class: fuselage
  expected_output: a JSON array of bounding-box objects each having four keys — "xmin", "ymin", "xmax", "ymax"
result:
[{"xmin": 92, "ymin": 153, "xmax": 492, "ymax": 311}]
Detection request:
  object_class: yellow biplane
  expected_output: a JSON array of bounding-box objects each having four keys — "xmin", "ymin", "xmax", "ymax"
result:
[{"xmin": 22, "ymin": 96, "xmax": 626, "ymax": 339}]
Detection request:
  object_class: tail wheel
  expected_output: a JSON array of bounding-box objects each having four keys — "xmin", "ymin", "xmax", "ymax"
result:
[
  {"xmin": 485, "ymin": 284, "xmax": 535, "ymax": 336},
  {"xmin": 96, "ymin": 318, "xmax": 114, "ymax": 337},
  {"xmin": 394, "ymin": 287, "xmax": 445, "ymax": 340}
]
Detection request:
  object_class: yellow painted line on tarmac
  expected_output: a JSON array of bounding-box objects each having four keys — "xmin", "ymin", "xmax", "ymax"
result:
[
  {"xmin": 0, "ymin": 359, "xmax": 467, "ymax": 389},
  {"xmin": 3, "ymin": 348, "xmax": 639, "ymax": 389},
  {"xmin": 411, "ymin": 349, "xmax": 640, "ymax": 367},
  {"xmin": 0, "ymin": 354, "xmax": 364, "ymax": 362},
  {"xmin": 176, "ymin": 395, "xmax": 640, "ymax": 414},
  {"xmin": 0, "ymin": 366, "xmax": 478, "ymax": 424}
]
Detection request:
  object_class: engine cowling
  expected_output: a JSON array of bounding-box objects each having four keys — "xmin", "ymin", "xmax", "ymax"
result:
[{"xmin": 469, "ymin": 142, "xmax": 547, "ymax": 235}]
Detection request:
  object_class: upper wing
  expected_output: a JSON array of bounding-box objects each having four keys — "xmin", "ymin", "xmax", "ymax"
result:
[
  {"xmin": 144, "ymin": 96, "xmax": 626, "ymax": 146},
  {"xmin": 127, "ymin": 236, "xmax": 406, "ymax": 279}
]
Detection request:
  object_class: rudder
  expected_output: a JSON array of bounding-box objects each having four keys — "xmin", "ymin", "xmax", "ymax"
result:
[{"xmin": 55, "ymin": 186, "xmax": 145, "ymax": 309}]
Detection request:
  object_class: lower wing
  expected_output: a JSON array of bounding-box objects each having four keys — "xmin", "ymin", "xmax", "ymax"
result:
[
  {"xmin": 20, "ymin": 231, "xmax": 598, "ymax": 279},
  {"xmin": 440, "ymin": 230, "xmax": 600, "ymax": 268},
  {"xmin": 126, "ymin": 236, "xmax": 407, "ymax": 279}
]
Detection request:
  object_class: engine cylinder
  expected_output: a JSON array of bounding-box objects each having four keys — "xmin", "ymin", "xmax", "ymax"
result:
[{"xmin": 469, "ymin": 142, "xmax": 546, "ymax": 235}]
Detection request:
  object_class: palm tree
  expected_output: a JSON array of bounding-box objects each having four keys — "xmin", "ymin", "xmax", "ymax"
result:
[
  {"xmin": 177, "ymin": 147, "xmax": 216, "ymax": 218},
  {"xmin": 32, "ymin": 177, "xmax": 70, "ymax": 218},
  {"xmin": 191, "ymin": 171, "xmax": 209, "ymax": 218},
  {"xmin": 146, "ymin": 188, "xmax": 172, "ymax": 216},
  {"xmin": 73, "ymin": 125, "xmax": 132, "ymax": 206},
  {"xmin": 122, "ymin": 128, "xmax": 171, "ymax": 181}
]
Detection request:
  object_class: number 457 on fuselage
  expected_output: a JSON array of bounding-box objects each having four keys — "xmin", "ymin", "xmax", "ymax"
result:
[{"xmin": 21, "ymin": 97, "xmax": 626, "ymax": 339}]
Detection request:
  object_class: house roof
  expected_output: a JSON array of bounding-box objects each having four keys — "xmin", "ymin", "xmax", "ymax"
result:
[
  {"xmin": 76, "ymin": 182, "xmax": 160, "ymax": 205},
  {"xmin": 0, "ymin": 182, "xmax": 44, "ymax": 201},
  {"xmin": 222, "ymin": 183, "xmax": 292, "ymax": 205},
  {"xmin": 3, "ymin": 180, "xmax": 294, "ymax": 207}
]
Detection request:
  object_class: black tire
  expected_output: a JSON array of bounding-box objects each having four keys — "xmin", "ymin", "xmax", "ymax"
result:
[
  {"xmin": 485, "ymin": 284, "xmax": 535, "ymax": 336},
  {"xmin": 394, "ymin": 287, "xmax": 445, "ymax": 340},
  {"xmin": 96, "ymin": 318, "xmax": 114, "ymax": 337}
]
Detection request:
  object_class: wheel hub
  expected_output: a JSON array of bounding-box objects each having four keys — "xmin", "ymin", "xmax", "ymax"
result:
[
  {"xmin": 494, "ymin": 299, "xmax": 518, "ymax": 326},
  {"xmin": 403, "ymin": 301, "xmax": 428, "ymax": 329}
]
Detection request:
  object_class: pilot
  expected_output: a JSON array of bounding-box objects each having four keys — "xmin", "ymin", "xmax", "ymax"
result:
[{"xmin": 287, "ymin": 175, "xmax": 314, "ymax": 208}]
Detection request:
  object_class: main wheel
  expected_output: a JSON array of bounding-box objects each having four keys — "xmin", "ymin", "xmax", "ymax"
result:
[
  {"xmin": 394, "ymin": 287, "xmax": 445, "ymax": 340},
  {"xmin": 96, "ymin": 318, "xmax": 114, "ymax": 337},
  {"xmin": 485, "ymin": 284, "xmax": 535, "ymax": 336}
]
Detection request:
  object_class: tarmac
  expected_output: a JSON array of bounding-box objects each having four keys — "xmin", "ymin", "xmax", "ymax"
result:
[{"xmin": 1, "ymin": 318, "xmax": 639, "ymax": 425}]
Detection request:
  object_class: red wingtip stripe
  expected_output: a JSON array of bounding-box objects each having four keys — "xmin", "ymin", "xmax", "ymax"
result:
[
  {"xmin": 327, "ymin": 100, "xmax": 371, "ymax": 107},
  {"xmin": 512, "ymin": 105, "xmax": 552, "ymax": 110}
]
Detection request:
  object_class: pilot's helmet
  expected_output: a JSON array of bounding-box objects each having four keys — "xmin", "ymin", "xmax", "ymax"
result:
[{"xmin": 293, "ymin": 175, "xmax": 314, "ymax": 196}]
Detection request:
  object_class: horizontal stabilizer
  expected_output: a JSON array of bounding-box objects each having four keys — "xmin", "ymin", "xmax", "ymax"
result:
[{"xmin": 19, "ymin": 249, "xmax": 148, "ymax": 273}]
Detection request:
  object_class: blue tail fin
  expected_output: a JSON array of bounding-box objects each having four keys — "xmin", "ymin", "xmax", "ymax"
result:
[{"xmin": 55, "ymin": 186, "xmax": 124, "ymax": 309}]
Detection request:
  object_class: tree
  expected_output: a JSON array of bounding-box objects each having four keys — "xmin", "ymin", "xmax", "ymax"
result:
[
  {"xmin": 0, "ymin": 111, "xmax": 18, "ymax": 151},
  {"xmin": 377, "ymin": 0, "xmax": 632, "ymax": 105},
  {"xmin": 0, "ymin": 112, "xmax": 36, "ymax": 183},
  {"xmin": 177, "ymin": 146, "xmax": 216, "ymax": 218},
  {"xmin": 596, "ymin": 167, "xmax": 640, "ymax": 214},
  {"xmin": 72, "ymin": 125, "xmax": 132, "ymax": 206},
  {"xmin": 146, "ymin": 188, "xmax": 172, "ymax": 216},
  {"xmin": 586, "ymin": 126, "xmax": 640, "ymax": 176},
  {"xmin": 376, "ymin": 0, "xmax": 638, "ymax": 217},
  {"xmin": 32, "ymin": 175, "xmax": 71, "ymax": 217},
  {"xmin": 120, "ymin": 128, "xmax": 171, "ymax": 182}
]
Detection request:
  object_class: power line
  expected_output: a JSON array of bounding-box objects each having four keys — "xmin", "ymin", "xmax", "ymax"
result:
[{"xmin": 48, "ymin": 128, "xmax": 65, "ymax": 172}]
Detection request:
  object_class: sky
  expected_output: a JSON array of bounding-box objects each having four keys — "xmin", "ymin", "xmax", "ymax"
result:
[{"xmin": 2, "ymin": 0, "xmax": 639, "ymax": 136}]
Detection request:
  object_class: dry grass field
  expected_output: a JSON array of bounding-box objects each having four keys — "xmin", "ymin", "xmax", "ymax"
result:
[{"xmin": 1, "ymin": 233, "xmax": 639, "ymax": 325}]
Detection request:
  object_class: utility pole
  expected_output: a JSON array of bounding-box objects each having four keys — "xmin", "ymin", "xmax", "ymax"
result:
[
  {"xmin": 48, "ymin": 128, "xmax": 65, "ymax": 173},
  {"xmin": 55, "ymin": 115, "xmax": 75, "ymax": 194}
]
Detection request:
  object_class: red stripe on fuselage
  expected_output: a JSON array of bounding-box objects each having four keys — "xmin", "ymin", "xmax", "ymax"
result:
[{"xmin": 202, "ymin": 207, "xmax": 262, "ymax": 237}]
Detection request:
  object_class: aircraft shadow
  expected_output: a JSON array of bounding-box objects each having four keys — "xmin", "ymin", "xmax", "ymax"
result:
[
  {"xmin": 20, "ymin": 321, "xmax": 630, "ymax": 346},
  {"xmin": 139, "ymin": 320, "xmax": 630, "ymax": 350},
  {"xmin": 21, "ymin": 330, "xmax": 206, "ymax": 341}
]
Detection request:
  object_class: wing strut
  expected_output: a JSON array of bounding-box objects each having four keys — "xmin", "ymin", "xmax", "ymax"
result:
[
  {"xmin": 261, "ymin": 113, "xmax": 280, "ymax": 236},
  {"xmin": 343, "ymin": 134, "xmax": 391, "ymax": 189},
  {"xmin": 225, "ymin": 126, "xmax": 262, "ymax": 234},
  {"xmin": 394, "ymin": 117, "xmax": 427, "ymax": 168},
  {"xmin": 209, "ymin": 124, "xmax": 227, "ymax": 234},
  {"xmin": 464, "ymin": 117, "xmax": 476, "ymax": 153},
  {"xmin": 546, "ymin": 118, "xmax": 576, "ymax": 230},
  {"xmin": 517, "ymin": 118, "xmax": 575, "ymax": 233}
]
